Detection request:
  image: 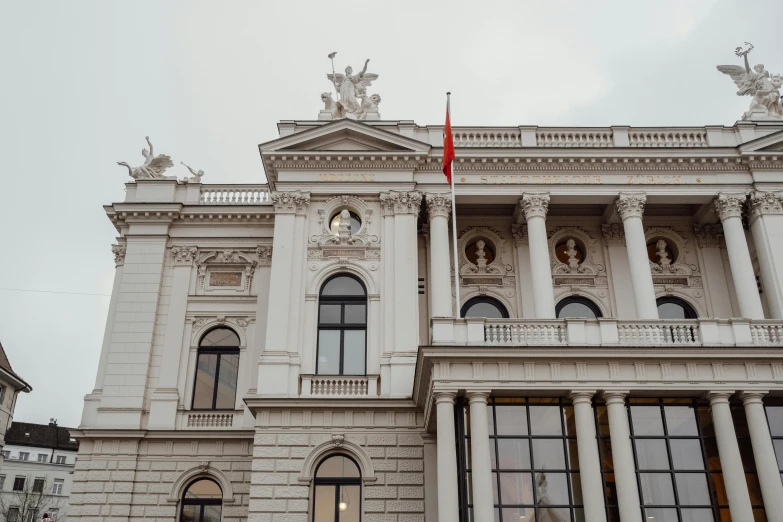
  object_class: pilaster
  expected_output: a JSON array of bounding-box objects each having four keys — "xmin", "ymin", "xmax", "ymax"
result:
[
  {"xmin": 749, "ymin": 191, "xmax": 783, "ymax": 318},
  {"xmin": 425, "ymin": 193, "xmax": 453, "ymax": 318}
]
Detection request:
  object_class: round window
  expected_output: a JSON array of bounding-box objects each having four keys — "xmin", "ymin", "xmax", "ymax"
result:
[
  {"xmin": 466, "ymin": 239, "xmax": 495, "ymax": 266},
  {"xmin": 647, "ymin": 239, "xmax": 675, "ymax": 265},
  {"xmin": 329, "ymin": 211, "xmax": 361, "ymax": 235},
  {"xmin": 555, "ymin": 239, "xmax": 584, "ymax": 265}
]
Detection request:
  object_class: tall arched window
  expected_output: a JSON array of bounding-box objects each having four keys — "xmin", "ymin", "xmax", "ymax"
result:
[
  {"xmin": 657, "ymin": 297, "xmax": 697, "ymax": 319},
  {"xmin": 313, "ymin": 455, "xmax": 362, "ymax": 522},
  {"xmin": 317, "ymin": 275, "xmax": 367, "ymax": 375},
  {"xmin": 180, "ymin": 478, "xmax": 222, "ymax": 522},
  {"xmin": 556, "ymin": 296, "xmax": 603, "ymax": 319},
  {"xmin": 192, "ymin": 327, "xmax": 240, "ymax": 410},
  {"xmin": 461, "ymin": 296, "xmax": 509, "ymax": 318}
]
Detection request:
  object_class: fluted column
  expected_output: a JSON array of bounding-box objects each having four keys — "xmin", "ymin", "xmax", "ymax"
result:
[
  {"xmin": 435, "ymin": 392, "xmax": 460, "ymax": 522},
  {"xmin": 467, "ymin": 391, "xmax": 494, "ymax": 522},
  {"xmin": 520, "ymin": 194, "xmax": 556, "ymax": 318},
  {"xmin": 602, "ymin": 391, "xmax": 642, "ymax": 522},
  {"xmin": 740, "ymin": 392, "xmax": 783, "ymax": 522},
  {"xmin": 615, "ymin": 193, "xmax": 658, "ymax": 319},
  {"xmin": 570, "ymin": 391, "xmax": 607, "ymax": 522},
  {"xmin": 714, "ymin": 193, "xmax": 765, "ymax": 319},
  {"xmin": 706, "ymin": 391, "xmax": 754, "ymax": 520},
  {"xmin": 749, "ymin": 191, "xmax": 783, "ymax": 318},
  {"xmin": 426, "ymin": 194, "xmax": 453, "ymax": 318}
]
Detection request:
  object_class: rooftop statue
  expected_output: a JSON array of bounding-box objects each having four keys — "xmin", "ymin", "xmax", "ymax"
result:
[
  {"xmin": 320, "ymin": 52, "xmax": 382, "ymax": 120},
  {"xmin": 117, "ymin": 136, "xmax": 175, "ymax": 180},
  {"xmin": 181, "ymin": 161, "xmax": 204, "ymax": 183},
  {"xmin": 717, "ymin": 43, "xmax": 783, "ymax": 121}
]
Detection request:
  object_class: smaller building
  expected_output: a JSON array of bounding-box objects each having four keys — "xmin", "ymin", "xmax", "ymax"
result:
[
  {"xmin": 0, "ymin": 343, "xmax": 32, "ymax": 457},
  {"xmin": 0, "ymin": 421, "xmax": 79, "ymax": 521}
]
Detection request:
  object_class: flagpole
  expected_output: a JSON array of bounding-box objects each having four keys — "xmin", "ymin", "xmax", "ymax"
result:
[{"xmin": 447, "ymin": 92, "xmax": 462, "ymax": 319}]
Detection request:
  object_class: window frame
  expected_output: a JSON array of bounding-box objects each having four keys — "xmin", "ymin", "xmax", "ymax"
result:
[
  {"xmin": 6, "ymin": 507, "xmax": 19, "ymax": 522},
  {"xmin": 656, "ymin": 297, "xmax": 698, "ymax": 319},
  {"xmin": 55, "ymin": 455, "xmax": 66, "ymax": 465},
  {"xmin": 190, "ymin": 327, "xmax": 241, "ymax": 411},
  {"xmin": 180, "ymin": 478, "xmax": 223, "ymax": 522},
  {"xmin": 460, "ymin": 296, "xmax": 509, "ymax": 319},
  {"xmin": 32, "ymin": 478, "xmax": 44, "ymax": 494},
  {"xmin": 18, "ymin": 452, "xmax": 29, "ymax": 461},
  {"xmin": 52, "ymin": 479, "xmax": 64, "ymax": 495},
  {"xmin": 312, "ymin": 453, "xmax": 363, "ymax": 522},
  {"xmin": 555, "ymin": 296, "xmax": 603, "ymax": 319},
  {"xmin": 37, "ymin": 454, "xmax": 47, "ymax": 462},
  {"xmin": 12, "ymin": 476, "xmax": 25, "ymax": 492},
  {"xmin": 316, "ymin": 275, "xmax": 368, "ymax": 376}
]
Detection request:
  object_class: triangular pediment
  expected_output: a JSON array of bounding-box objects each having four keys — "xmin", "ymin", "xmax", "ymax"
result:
[
  {"xmin": 259, "ymin": 119, "xmax": 431, "ymax": 155},
  {"xmin": 739, "ymin": 129, "xmax": 783, "ymax": 152}
]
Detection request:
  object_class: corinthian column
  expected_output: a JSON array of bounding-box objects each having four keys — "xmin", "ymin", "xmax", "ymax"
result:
[
  {"xmin": 714, "ymin": 193, "xmax": 765, "ymax": 319},
  {"xmin": 520, "ymin": 194, "xmax": 556, "ymax": 318},
  {"xmin": 602, "ymin": 391, "xmax": 642, "ymax": 522},
  {"xmin": 740, "ymin": 392, "xmax": 783, "ymax": 522},
  {"xmin": 426, "ymin": 194, "xmax": 453, "ymax": 318},
  {"xmin": 615, "ymin": 193, "xmax": 658, "ymax": 319},
  {"xmin": 749, "ymin": 191, "xmax": 783, "ymax": 318}
]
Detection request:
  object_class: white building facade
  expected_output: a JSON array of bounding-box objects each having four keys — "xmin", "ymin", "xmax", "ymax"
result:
[{"xmin": 71, "ymin": 114, "xmax": 783, "ymax": 522}]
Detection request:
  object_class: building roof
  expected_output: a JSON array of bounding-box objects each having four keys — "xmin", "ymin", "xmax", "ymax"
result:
[
  {"xmin": 0, "ymin": 342, "xmax": 32, "ymax": 392},
  {"xmin": 5, "ymin": 422, "xmax": 78, "ymax": 451}
]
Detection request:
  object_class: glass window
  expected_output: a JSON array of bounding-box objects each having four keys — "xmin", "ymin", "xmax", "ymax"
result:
[
  {"xmin": 192, "ymin": 328, "xmax": 240, "ymax": 410},
  {"xmin": 32, "ymin": 478, "xmax": 44, "ymax": 493},
  {"xmin": 556, "ymin": 297, "xmax": 602, "ymax": 319},
  {"xmin": 313, "ymin": 455, "xmax": 362, "ymax": 522},
  {"xmin": 0, "ymin": 476, "xmax": 4, "ymax": 490},
  {"xmin": 460, "ymin": 397, "xmax": 583, "ymax": 521},
  {"xmin": 461, "ymin": 297, "xmax": 508, "ymax": 319},
  {"xmin": 18, "ymin": 452, "xmax": 29, "ymax": 461},
  {"xmin": 181, "ymin": 479, "xmax": 222, "ymax": 522},
  {"xmin": 656, "ymin": 297, "xmax": 697, "ymax": 319},
  {"xmin": 52, "ymin": 479, "xmax": 64, "ymax": 495},
  {"xmin": 12, "ymin": 476, "xmax": 24, "ymax": 491},
  {"xmin": 317, "ymin": 275, "xmax": 367, "ymax": 375},
  {"xmin": 7, "ymin": 507, "xmax": 18, "ymax": 522},
  {"xmin": 329, "ymin": 211, "xmax": 361, "ymax": 236},
  {"xmin": 55, "ymin": 455, "xmax": 66, "ymax": 464},
  {"xmin": 37, "ymin": 454, "xmax": 47, "ymax": 462}
]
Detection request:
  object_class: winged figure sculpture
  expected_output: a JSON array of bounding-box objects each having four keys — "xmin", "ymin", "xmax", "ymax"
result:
[
  {"xmin": 322, "ymin": 57, "xmax": 382, "ymax": 120},
  {"xmin": 717, "ymin": 43, "xmax": 783, "ymax": 120},
  {"xmin": 117, "ymin": 136, "xmax": 175, "ymax": 180}
]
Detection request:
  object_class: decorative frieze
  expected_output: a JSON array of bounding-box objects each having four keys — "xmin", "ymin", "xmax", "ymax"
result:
[
  {"xmin": 693, "ymin": 224, "xmax": 724, "ymax": 248},
  {"xmin": 601, "ymin": 223, "xmax": 625, "ymax": 245},
  {"xmin": 520, "ymin": 193, "xmax": 550, "ymax": 220},
  {"xmin": 271, "ymin": 190, "xmax": 310, "ymax": 214},
  {"xmin": 749, "ymin": 190, "xmax": 783, "ymax": 221},
  {"xmin": 380, "ymin": 191, "xmax": 422, "ymax": 217},
  {"xmin": 171, "ymin": 246, "xmax": 198, "ymax": 265},
  {"xmin": 712, "ymin": 193, "xmax": 746, "ymax": 221},
  {"xmin": 425, "ymin": 193, "xmax": 451, "ymax": 220},
  {"xmin": 111, "ymin": 244, "xmax": 127, "ymax": 267},
  {"xmin": 615, "ymin": 193, "xmax": 646, "ymax": 220}
]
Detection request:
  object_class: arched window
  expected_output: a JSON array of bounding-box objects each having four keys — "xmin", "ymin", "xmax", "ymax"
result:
[
  {"xmin": 192, "ymin": 327, "xmax": 240, "ymax": 410},
  {"xmin": 461, "ymin": 296, "xmax": 509, "ymax": 319},
  {"xmin": 317, "ymin": 275, "xmax": 367, "ymax": 375},
  {"xmin": 657, "ymin": 297, "xmax": 697, "ymax": 319},
  {"xmin": 556, "ymin": 296, "xmax": 603, "ymax": 319},
  {"xmin": 180, "ymin": 478, "xmax": 222, "ymax": 522},
  {"xmin": 313, "ymin": 455, "xmax": 361, "ymax": 522}
]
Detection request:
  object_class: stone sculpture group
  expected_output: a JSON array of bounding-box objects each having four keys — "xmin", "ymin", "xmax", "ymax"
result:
[
  {"xmin": 117, "ymin": 136, "xmax": 203, "ymax": 182},
  {"xmin": 320, "ymin": 54, "xmax": 381, "ymax": 120},
  {"xmin": 717, "ymin": 43, "xmax": 783, "ymax": 121}
]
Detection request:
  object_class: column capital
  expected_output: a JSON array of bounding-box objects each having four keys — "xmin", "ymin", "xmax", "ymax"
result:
[
  {"xmin": 380, "ymin": 191, "xmax": 422, "ymax": 217},
  {"xmin": 601, "ymin": 223, "xmax": 625, "ymax": 246},
  {"xmin": 271, "ymin": 190, "xmax": 310, "ymax": 215},
  {"xmin": 601, "ymin": 390, "xmax": 629, "ymax": 405},
  {"xmin": 705, "ymin": 390, "xmax": 735, "ymax": 404},
  {"xmin": 569, "ymin": 390, "xmax": 597, "ymax": 405},
  {"xmin": 511, "ymin": 224, "xmax": 528, "ymax": 245},
  {"xmin": 713, "ymin": 193, "xmax": 746, "ymax": 222},
  {"xmin": 749, "ymin": 191, "xmax": 783, "ymax": 221},
  {"xmin": 466, "ymin": 390, "xmax": 491, "ymax": 403},
  {"xmin": 433, "ymin": 390, "xmax": 457, "ymax": 405},
  {"xmin": 693, "ymin": 224, "xmax": 724, "ymax": 249},
  {"xmin": 615, "ymin": 193, "xmax": 646, "ymax": 220},
  {"xmin": 171, "ymin": 246, "xmax": 198, "ymax": 266},
  {"xmin": 425, "ymin": 193, "xmax": 452, "ymax": 220},
  {"xmin": 520, "ymin": 193, "xmax": 550, "ymax": 220},
  {"xmin": 111, "ymin": 244, "xmax": 127, "ymax": 267},
  {"xmin": 739, "ymin": 391, "xmax": 769, "ymax": 405}
]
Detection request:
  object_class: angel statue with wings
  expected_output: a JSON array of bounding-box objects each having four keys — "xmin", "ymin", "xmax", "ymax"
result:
[
  {"xmin": 321, "ymin": 54, "xmax": 382, "ymax": 120},
  {"xmin": 717, "ymin": 43, "xmax": 783, "ymax": 121},
  {"xmin": 117, "ymin": 136, "xmax": 175, "ymax": 180}
]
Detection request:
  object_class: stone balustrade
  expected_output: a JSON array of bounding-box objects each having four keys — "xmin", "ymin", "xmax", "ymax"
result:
[
  {"xmin": 300, "ymin": 375, "xmax": 379, "ymax": 398},
  {"xmin": 452, "ymin": 129, "xmax": 522, "ymax": 148},
  {"xmin": 181, "ymin": 411, "xmax": 238, "ymax": 429},
  {"xmin": 431, "ymin": 317, "xmax": 783, "ymax": 347},
  {"xmin": 628, "ymin": 129, "xmax": 708, "ymax": 148},
  {"xmin": 200, "ymin": 185, "xmax": 270, "ymax": 204},
  {"xmin": 536, "ymin": 130, "xmax": 614, "ymax": 148}
]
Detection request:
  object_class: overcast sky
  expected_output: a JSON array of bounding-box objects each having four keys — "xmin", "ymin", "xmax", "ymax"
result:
[{"xmin": 1, "ymin": 0, "xmax": 782, "ymax": 428}]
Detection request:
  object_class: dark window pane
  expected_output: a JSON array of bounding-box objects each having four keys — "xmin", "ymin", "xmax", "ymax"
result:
[
  {"xmin": 339, "ymin": 485, "xmax": 361, "ymax": 522},
  {"xmin": 344, "ymin": 304, "xmax": 366, "ymax": 324},
  {"xmin": 665, "ymin": 406, "xmax": 699, "ymax": 436},
  {"xmin": 753, "ymin": 508, "xmax": 768, "ymax": 522},
  {"xmin": 635, "ymin": 439, "xmax": 670, "ymax": 470},
  {"xmin": 499, "ymin": 472, "xmax": 533, "ymax": 505},
  {"xmin": 745, "ymin": 473, "xmax": 764, "ymax": 506},
  {"xmin": 644, "ymin": 508, "xmax": 679, "ymax": 522},
  {"xmin": 529, "ymin": 406, "xmax": 563, "ymax": 436},
  {"xmin": 317, "ymin": 456, "xmax": 360, "ymax": 478},
  {"xmin": 201, "ymin": 327, "xmax": 239, "ymax": 346},
  {"xmin": 185, "ymin": 479, "xmax": 222, "ymax": 499},
  {"xmin": 708, "ymin": 473, "xmax": 730, "ymax": 506},
  {"xmin": 675, "ymin": 473, "xmax": 711, "ymax": 505},
  {"xmin": 698, "ymin": 408, "xmax": 715, "ymax": 437},
  {"xmin": 319, "ymin": 304, "xmax": 342, "ymax": 324},
  {"xmin": 317, "ymin": 330, "xmax": 341, "ymax": 374},
  {"xmin": 181, "ymin": 505, "xmax": 199, "ymax": 522},
  {"xmin": 193, "ymin": 353, "xmax": 218, "ymax": 409},
  {"xmin": 606, "ymin": 507, "xmax": 621, "ymax": 522},
  {"xmin": 738, "ymin": 437, "xmax": 756, "ymax": 472},
  {"xmin": 314, "ymin": 484, "xmax": 336, "ymax": 522},
  {"xmin": 603, "ymin": 473, "xmax": 617, "ymax": 505},
  {"xmin": 342, "ymin": 330, "xmax": 366, "ymax": 375},
  {"xmin": 487, "ymin": 405, "xmax": 495, "ymax": 435},
  {"xmin": 681, "ymin": 509, "xmax": 714, "ymax": 522},
  {"xmin": 534, "ymin": 472, "xmax": 570, "ymax": 505},
  {"xmin": 563, "ymin": 406, "xmax": 577, "ymax": 437},
  {"xmin": 557, "ymin": 302, "xmax": 597, "ymax": 319},
  {"xmin": 497, "ymin": 439, "xmax": 531, "ymax": 470},
  {"xmin": 775, "ymin": 440, "xmax": 783, "ymax": 471},
  {"xmin": 639, "ymin": 473, "xmax": 675, "ymax": 505},
  {"xmin": 631, "ymin": 406, "xmax": 664, "ymax": 436},
  {"xmin": 767, "ymin": 406, "xmax": 783, "ymax": 436},
  {"xmin": 704, "ymin": 439, "xmax": 721, "ymax": 471},
  {"xmin": 215, "ymin": 353, "xmax": 239, "ymax": 409},
  {"xmin": 567, "ymin": 439, "xmax": 580, "ymax": 470},
  {"xmin": 671, "ymin": 440, "xmax": 706, "ymax": 470},
  {"xmin": 570, "ymin": 472, "xmax": 583, "ymax": 505},
  {"xmin": 32, "ymin": 478, "xmax": 44, "ymax": 493},
  {"xmin": 465, "ymin": 301, "xmax": 505, "ymax": 318},
  {"xmin": 495, "ymin": 406, "xmax": 528, "ymax": 435},
  {"xmin": 596, "ymin": 406, "xmax": 611, "ymax": 437},
  {"xmin": 204, "ymin": 505, "xmax": 222, "ymax": 522},
  {"xmin": 532, "ymin": 439, "xmax": 566, "ymax": 469},
  {"xmin": 599, "ymin": 439, "xmax": 614, "ymax": 471},
  {"xmin": 322, "ymin": 276, "xmax": 365, "ymax": 296}
]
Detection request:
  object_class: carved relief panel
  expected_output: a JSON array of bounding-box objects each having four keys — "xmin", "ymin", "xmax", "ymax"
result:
[{"xmin": 194, "ymin": 246, "xmax": 272, "ymax": 296}]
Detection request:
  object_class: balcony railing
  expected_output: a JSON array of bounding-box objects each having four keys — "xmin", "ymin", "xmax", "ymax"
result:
[
  {"xmin": 431, "ymin": 318, "xmax": 783, "ymax": 347},
  {"xmin": 178, "ymin": 411, "xmax": 243, "ymax": 430},
  {"xmin": 300, "ymin": 375, "xmax": 380, "ymax": 398},
  {"xmin": 199, "ymin": 185, "xmax": 271, "ymax": 205}
]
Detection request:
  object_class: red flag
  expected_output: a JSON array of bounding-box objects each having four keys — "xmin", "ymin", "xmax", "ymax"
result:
[{"xmin": 442, "ymin": 100, "xmax": 455, "ymax": 184}]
